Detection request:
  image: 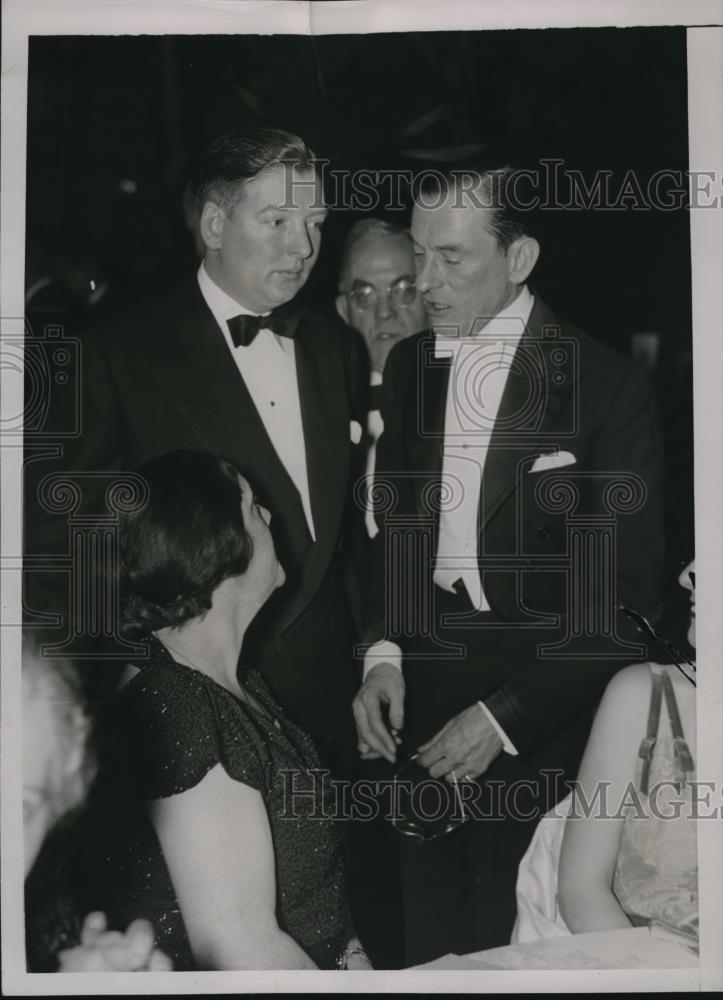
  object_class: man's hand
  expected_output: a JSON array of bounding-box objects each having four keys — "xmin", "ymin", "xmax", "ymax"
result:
[
  {"xmin": 352, "ymin": 661, "xmax": 405, "ymax": 763},
  {"xmin": 416, "ymin": 704, "xmax": 503, "ymax": 781},
  {"xmin": 58, "ymin": 912, "xmax": 173, "ymax": 972}
]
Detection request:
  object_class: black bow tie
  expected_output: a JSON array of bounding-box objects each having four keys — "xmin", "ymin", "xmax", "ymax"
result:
[{"xmin": 227, "ymin": 307, "xmax": 298, "ymax": 348}]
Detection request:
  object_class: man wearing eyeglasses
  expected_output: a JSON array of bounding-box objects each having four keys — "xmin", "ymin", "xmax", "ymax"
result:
[
  {"xmin": 336, "ymin": 219, "xmax": 427, "ymax": 540},
  {"xmin": 353, "ymin": 164, "xmax": 665, "ymax": 964},
  {"xmin": 336, "ymin": 218, "xmax": 427, "ymax": 379}
]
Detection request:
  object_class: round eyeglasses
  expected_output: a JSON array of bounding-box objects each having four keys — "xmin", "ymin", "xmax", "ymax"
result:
[{"xmin": 346, "ymin": 278, "xmax": 418, "ymax": 311}]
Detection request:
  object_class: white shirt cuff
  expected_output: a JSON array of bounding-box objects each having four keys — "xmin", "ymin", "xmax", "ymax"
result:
[
  {"xmin": 477, "ymin": 700, "xmax": 519, "ymax": 756},
  {"xmin": 363, "ymin": 640, "xmax": 402, "ymax": 680}
]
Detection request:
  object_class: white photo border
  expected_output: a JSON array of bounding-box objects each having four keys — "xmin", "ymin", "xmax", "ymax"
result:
[{"xmin": 2, "ymin": 1, "xmax": 722, "ymax": 994}]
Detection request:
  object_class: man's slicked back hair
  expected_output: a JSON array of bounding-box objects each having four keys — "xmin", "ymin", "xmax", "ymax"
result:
[
  {"xmin": 194, "ymin": 125, "xmax": 317, "ymax": 215},
  {"xmin": 415, "ymin": 164, "xmax": 535, "ymax": 251}
]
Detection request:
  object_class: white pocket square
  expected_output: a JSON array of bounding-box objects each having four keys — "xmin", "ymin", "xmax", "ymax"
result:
[
  {"xmin": 529, "ymin": 450, "xmax": 577, "ymax": 473},
  {"xmin": 350, "ymin": 420, "xmax": 363, "ymax": 445}
]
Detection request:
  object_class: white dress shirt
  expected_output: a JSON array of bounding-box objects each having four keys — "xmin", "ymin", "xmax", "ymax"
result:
[
  {"xmin": 433, "ymin": 285, "xmax": 534, "ymax": 608},
  {"xmin": 365, "ymin": 286, "xmax": 536, "ymax": 756},
  {"xmin": 197, "ymin": 263, "xmax": 316, "ymax": 541}
]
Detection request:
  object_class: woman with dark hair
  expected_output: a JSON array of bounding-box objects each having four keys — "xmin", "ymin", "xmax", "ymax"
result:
[{"xmin": 92, "ymin": 450, "xmax": 369, "ymax": 971}]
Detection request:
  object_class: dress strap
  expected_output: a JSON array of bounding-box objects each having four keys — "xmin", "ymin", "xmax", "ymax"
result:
[
  {"xmin": 638, "ymin": 665, "xmax": 664, "ymax": 795},
  {"xmin": 660, "ymin": 669, "xmax": 695, "ymax": 788}
]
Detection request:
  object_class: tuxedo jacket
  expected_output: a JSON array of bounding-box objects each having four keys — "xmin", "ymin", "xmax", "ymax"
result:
[
  {"xmin": 28, "ymin": 279, "xmax": 367, "ymax": 636},
  {"xmin": 365, "ymin": 296, "xmax": 665, "ymax": 758}
]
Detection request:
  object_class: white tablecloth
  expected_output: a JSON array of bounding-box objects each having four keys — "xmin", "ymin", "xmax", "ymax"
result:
[{"xmin": 415, "ymin": 926, "xmax": 698, "ymax": 970}]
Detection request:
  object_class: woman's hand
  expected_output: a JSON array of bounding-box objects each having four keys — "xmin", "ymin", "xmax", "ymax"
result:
[{"xmin": 58, "ymin": 912, "xmax": 172, "ymax": 971}]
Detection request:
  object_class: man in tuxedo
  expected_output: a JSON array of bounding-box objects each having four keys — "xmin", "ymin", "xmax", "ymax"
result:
[
  {"xmin": 352, "ymin": 165, "xmax": 665, "ymax": 963},
  {"xmin": 335, "ymin": 219, "xmax": 427, "ymax": 540},
  {"xmin": 27, "ymin": 126, "xmax": 366, "ymax": 774}
]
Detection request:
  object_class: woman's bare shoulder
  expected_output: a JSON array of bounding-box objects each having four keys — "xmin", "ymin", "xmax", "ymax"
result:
[
  {"xmin": 576, "ymin": 663, "xmax": 656, "ymax": 786},
  {"xmin": 594, "ymin": 662, "xmax": 655, "ymax": 727},
  {"xmin": 606, "ymin": 661, "xmax": 658, "ymax": 698}
]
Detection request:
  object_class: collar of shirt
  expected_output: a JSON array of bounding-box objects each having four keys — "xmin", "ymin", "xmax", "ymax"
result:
[
  {"xmin": 433, "ymin": 284, "xmax": 534, "ymax": 358},
  {"xmin": 197, "ymin": 262, "xmax": 290, "ymax": 357}
]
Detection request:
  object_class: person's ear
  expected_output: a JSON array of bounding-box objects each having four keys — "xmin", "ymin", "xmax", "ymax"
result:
[
  {"xmin": 507, "ymin": 236, "xmax": 540, "ymax": 285},
  {"xmin": 199, "ymin": 201, "xmax": 225, "ymax": 252},
  {"xmin": 336, "ymin": 293, "xmax": 350, "ymax": 325}
]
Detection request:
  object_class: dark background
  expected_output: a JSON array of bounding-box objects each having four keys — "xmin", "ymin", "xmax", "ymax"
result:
[{"xmin": 24, "ymin": 26, "xmax": 694, "ymax": 630}]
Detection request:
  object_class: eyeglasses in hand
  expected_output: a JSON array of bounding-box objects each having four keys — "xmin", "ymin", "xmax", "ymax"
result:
[{"xmin": 390, "ymin": 753, "xmax": 470, "ymax": 844}]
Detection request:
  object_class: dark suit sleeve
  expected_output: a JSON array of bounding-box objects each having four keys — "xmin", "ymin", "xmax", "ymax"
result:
[
  {"xmin": 485, "ymin": 360, "xmax": 665, "ymax": 758},
  {"xmin": 484, "ymin": 608, "xmax": 652, "ymax": 758},
  {"xmin": 589, "ymin": 358, "xmax": 665, "ymax": 621}
]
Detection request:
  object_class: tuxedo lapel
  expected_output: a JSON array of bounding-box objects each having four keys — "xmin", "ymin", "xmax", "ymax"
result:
[
  {"xmin": 480, "ymin": 299, "xmax": 578, "ymax": 528},
  {"xmin": 479, "ymin": 329, "xmax": 544, "ymax": 525},
  {"xmin": 294, "ymin": 316, "xmax": 347, "ymax": 547},
  {"xmin": 148, "ymin": 285, "xmax": 309, "ymax": 541},
  {"xmin": 407, "ymin": 339, "xmax": 451, "ymax": 516},
  {"xmin": 260, "ymin": 313, "xmax": 349, "ymax": 629}
]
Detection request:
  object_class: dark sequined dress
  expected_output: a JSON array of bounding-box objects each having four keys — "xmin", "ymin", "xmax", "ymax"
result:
[{"xmin": 91, "ymin": 636, "xmax": 350, "ymax": 970}]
